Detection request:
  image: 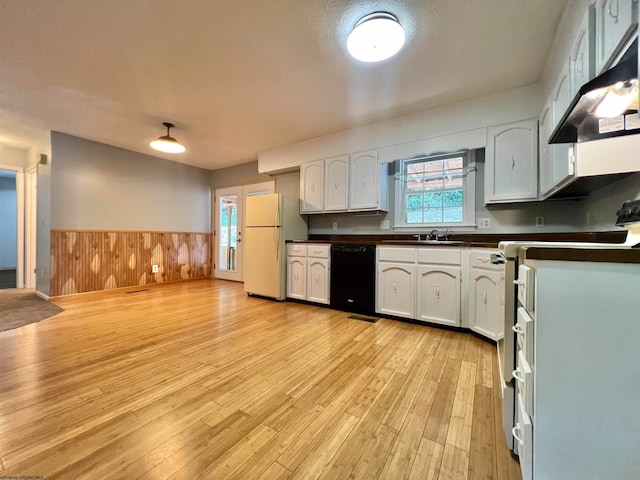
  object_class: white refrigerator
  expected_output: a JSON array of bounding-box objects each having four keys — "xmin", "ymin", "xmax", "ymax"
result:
[{"xmin": 243, "ymin": 193, "xmax": 307, "ymax": 300}]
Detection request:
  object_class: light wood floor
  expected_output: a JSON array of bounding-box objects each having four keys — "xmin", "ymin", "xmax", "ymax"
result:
[{"xmin": 0, "ymin": 279, "xmax": 521, "ymax": 480}]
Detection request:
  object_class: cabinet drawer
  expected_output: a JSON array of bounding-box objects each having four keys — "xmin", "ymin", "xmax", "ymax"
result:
[
  {"xmin": 377, "ymin": 247, "xmax": 415, "ymax": 263},
  {"xmin": 307, "ymin": 244, "xmax": 330, "ymax": 258},
  {"xmin": 470, "ymin": 250, "xmax": 503, "ymax": 270},
  {"xmin": 516, "ymin": 265, "xmax": 535, "ymax": 311},
  {"xmin": 514, "ymin": 393, "xmax": 533, "ymax": 480},
  {"xmin": 514, "ymin": 349, "xmax": 534, "ymax": 416},
  {"xmin": 515, "ymin": 307, "xmax": 535, "ymax": 364},
  {"xmin": 416, "ymin": 248, "xmax": 460, "ymax": 265},
  {"xmin": 287, "ymin": 244, "xmax": 307, "ymax": 257}
]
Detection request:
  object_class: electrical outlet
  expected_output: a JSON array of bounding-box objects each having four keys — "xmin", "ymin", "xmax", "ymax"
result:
[
  {"xmin": 380, "ymin": 220, "xmax": 390, "ymax": 230},
  {"xmin": 332, "ymin": 222, "xmax": 338, "ymax": 230},
  {"xmin": 152, "ymin": 264, "xmax": 159, "ymax": 273},
  {"xmin": 536, "ymin": 216, "xmax": 545, "ymax": 227},
  {"xmin": 477, "ymin": 217, "xmax": 491, "ymax": 229}
]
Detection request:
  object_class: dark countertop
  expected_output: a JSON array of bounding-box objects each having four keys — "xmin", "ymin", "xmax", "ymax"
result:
[
  {"xmin": 288, "ymin": 231, "xmax": 627, "ymax": 249},
  {"xmin": 520, "ymin": 246, "xmax": 640, "ymax": 264}
]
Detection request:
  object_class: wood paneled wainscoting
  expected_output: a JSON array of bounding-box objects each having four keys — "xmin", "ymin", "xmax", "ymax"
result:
[{"xmin": 50, "ymin": 230, "xmax": 212, "ymax": 296}]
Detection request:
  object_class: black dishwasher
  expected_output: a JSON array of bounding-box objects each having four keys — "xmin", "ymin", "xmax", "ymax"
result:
[{"xmin": 330, "ymin": 244, "xmax": 376, "ymax": 316}]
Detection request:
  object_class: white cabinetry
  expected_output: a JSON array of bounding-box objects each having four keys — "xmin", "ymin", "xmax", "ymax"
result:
[
  {"xmin": 514, "ymin": 257, "xmax": 640, "ymax": 480},
  {"xmin": 594, "ymin": 0, "xmax": 637, "ymax": 74},
  {"xmin": 569, "ymin": 7, "xmax": 595, "ymax": 99},
  {"xmin": 377, "ymin": 246, "xmax": 461, "ymax": 327},
  {"xmin": 377, "ymin": 247, "xmax": 415, "ymax": 318},
  {"xmin": 286, "ymin": 243, "xmax": 330, "ymax": 304},
  {"xmin": 324, "ymin": 155, "xmax": 349, "ymax": 211},
  {"xmin": 485, "ymin": 119, "xmax": 538, "ymax": 204},
  {"xmin": 349, "ymin": 149, "xmax": 386, "ymax": 211},
  {"xmin": 299, "ymin": 149, "xmax": 388, "ymax": 214},
  {"xmin": 300, "ymin": 161, "xmax": 324, "ymax": 213},
  {"xmin": 539, "ymin": 69, "xmax": 575, "ymax": 198},
  {"xmin": 415, "ymin": 249, "xmax": 461, "ymax": 327},
  {"xmin": 468, "ymin": 249, "xmax": 504, "ymax": 341},
  {"xmin": 286, "ymin": 244, "xmax": 307, "ymax": 300}
]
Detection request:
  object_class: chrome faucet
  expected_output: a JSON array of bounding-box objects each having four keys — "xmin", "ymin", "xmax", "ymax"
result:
[
  {"xmin": 444, "ymin": 228, "xmax": 451, "ymax": 241},
  {"xmin": 428, "ymin": 229, "xmax": 439, "ymax": 240},
  {"xmin": 413, "ymin": 234, "xmax": 422, "ymax": 241}
]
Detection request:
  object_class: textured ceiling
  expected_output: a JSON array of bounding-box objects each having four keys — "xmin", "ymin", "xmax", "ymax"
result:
[{"xmin": 0, "ymin": 0, "xmax": 568, "ymax": 170}]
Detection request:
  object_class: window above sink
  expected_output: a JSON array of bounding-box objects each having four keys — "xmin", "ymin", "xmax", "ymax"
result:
[{"xmin": 393, "ymin": 150, "xmax": 477, "ymax": 230}]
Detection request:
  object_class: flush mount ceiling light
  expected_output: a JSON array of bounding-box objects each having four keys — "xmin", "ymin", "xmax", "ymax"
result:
[
  {"xmin": 347, "ymin": 12, "xmax": 405, "ymax": 63},
  {"xmin": 150, "ymin": 122, "xmax": 186, "ymax": 154}
]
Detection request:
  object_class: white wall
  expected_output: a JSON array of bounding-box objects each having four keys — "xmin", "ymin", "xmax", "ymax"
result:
[
  {"xmin": 258, "ymin": 84, "xmax": 543, "ymax": 173},
  {"xmin": 0, "ymin": 175, "xmax": 17, "ymax": 268},
  {"xmin": 51, "ymin": 132, "xmax": 211, "ymax": 232},
  {"xmin": 0, "ymin": 144, "xmax": 28, "ymax": 169}
]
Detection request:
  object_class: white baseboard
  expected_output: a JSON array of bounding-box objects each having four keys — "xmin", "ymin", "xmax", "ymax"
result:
[{"xmin": 35, "ymin": 290, "xmax": 50, "ymax": 301}]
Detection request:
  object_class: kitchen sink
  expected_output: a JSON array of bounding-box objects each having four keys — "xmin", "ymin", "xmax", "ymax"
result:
[{"xmin": 380, "ymin": 239, "xmax": 465, "ymax": 246}]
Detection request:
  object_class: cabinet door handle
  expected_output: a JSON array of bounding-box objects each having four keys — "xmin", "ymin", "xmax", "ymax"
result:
[
  {"xmin": 362, "ymin": 177, "xmax": 366, "ymax": 188},
  {"xmin": 393, "ymin": 281, "xmax": 398, "ymax": 294},
  {"xmin": 436, "ymin": 285, "xmax": 440, "ymax": 299},
  {"xmin": 294, "ymin": 272, "xmax": 299, "ymax": 281},
  {"xmin": 513, "ymin": 368, "xmax": 525, "ymax": 383},
  {"xmin": 608, "ymin": 0, "xmax": 619, "ymax": 22},
  {"xmin": 500, "ymin": 294, "xmax": 504, "ymax": 307},
  {"xmin": 511, "ymin": 156, "xmax": 516, "ymax": 169},
  {"xmin": 310, "ymin": 183, "xmax": 315, "ymax": 192},
  {"xmin": 315, "ymin": 273, "xmax": 320, "ymax": 283},
  {"xmin": 334, "ymin": 180, "xmax": 339, "ymax": 189},
  {"xmin": 483, "ymin": 292, "xmax": 487, "ymax": 307},
  {"xmin": 512, "ymin": 425, "xmax": 524, "ymax": 444},
  {"xmin": 512, "ymin": 324, "xmax": 524, "ymax": 334},
  {"xmin": 577, "ymin": 52, "xmax": 584, "ymax": 76},
  {"xmin": 478, "ymin": 257, "xmax": 490, "ymax": 263},
  {"xmin": 513, "ymin": 279, "xmax": 525, "ymax": 286}
]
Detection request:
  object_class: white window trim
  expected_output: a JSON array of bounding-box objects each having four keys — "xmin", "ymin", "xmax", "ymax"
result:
[{"xmin": 393, "ymin": 150, "xmax": 476, "ymax": 230}]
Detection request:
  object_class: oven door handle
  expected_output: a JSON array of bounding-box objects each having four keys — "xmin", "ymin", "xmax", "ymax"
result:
[{"xmin": 491, "ymin": 253, "xmax": 506, "ymax": 265}]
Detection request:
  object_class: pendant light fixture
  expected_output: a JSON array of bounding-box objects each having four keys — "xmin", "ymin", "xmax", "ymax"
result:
[
  {"xmin": 150, "ymin": 122, "xmax": 186, "ymax": 154},
  {"xmin": 347, "ymin": 12, "xmax": 405, "ymax": 63}
]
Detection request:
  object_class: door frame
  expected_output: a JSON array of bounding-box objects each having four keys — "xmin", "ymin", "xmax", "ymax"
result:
[
  {"xmin": 0, "ymin": 164, "xmax": 25, "ymax": 288},
  {"xmin": 213, "ymin": 181, "xmax": 275, "ymax": 282},
  {"xmin": 214, "ymin": 186, "xmax": 243, "ymax": 281},
  {"xmin": 25, "ymin": 165, "xmax": 37, "ymax": 288}
]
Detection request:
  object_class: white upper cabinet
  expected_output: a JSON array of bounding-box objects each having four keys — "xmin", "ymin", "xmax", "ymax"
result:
[
  {"xmin": 300, "ymin": 149, "xmax": 388, "ymax": 214},
  {"xmin": 300, "ymin": 160, "xmax": 324, "ymax": 213},
  {"xmin": 485, "ymin": 119, "xmax": 539, "ymax": 204},
  {"xmin": 538, "ymin": 100, "xmax": 555, "ymax": 197},
  {"xmin": 349, "ymin": 149, "xmax": 384, "ymax": 211},
  {"xmin": 569, "ymin": 7, "xmax": 595, "ymax": 99},
  {"xmin": 551, "ymin": 65, "xmax": 572, "ymax": 131},
  {"xmin": 324, "ymin": 155, "xmax": 349, "ymax": 212},
  {"xmin": 594, "ymin": 0, "xmax": 637, "ymax": 74}
]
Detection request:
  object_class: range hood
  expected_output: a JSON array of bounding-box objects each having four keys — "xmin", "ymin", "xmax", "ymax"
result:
[
  {"xmin": 550, "ymin": 39, "xmax": 639, "ymax": 144},
  {"xmin": 546, "ymin": 39, "xmax": 640, "ymax": 199}
]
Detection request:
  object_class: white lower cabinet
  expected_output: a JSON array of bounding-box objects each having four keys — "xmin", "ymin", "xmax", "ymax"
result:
[
  {"xmin": 377, "ymin": 262, "xmax": 415, "ymax": 318},
  {"xmin": 376, "ymin": 246, "xmax": 461, "ymax": 326},
  {"xmin": 286, "ymin": 244, "xmax": 330, "ymax": 305},
  {"xmin": 306, "ymin": 258, "xmax": 329, "ymax": 304},
  {"xmin": 287, "ymin": 256, "xmax": 307, "ymax": 300},
  {"xmin": 416, "ymin": 266, "xmax": 460, "ymax": 326},
  {"xmin": 468, "ymin": 249, "xmax": 505, "ymax": 340}
]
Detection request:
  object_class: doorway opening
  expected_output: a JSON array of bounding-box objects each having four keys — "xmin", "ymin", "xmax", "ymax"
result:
[{"xmin": 0, "ymin": 168, "xmax": 19, "ymax": 289}]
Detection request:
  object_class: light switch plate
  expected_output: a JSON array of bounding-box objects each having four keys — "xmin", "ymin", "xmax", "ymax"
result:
[{"xmin": 380, "ymin": 219, "xmax": 390, "ymax": 230}]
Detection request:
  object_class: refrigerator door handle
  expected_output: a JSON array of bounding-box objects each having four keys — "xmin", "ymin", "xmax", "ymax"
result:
[{"xmin": 276, "ymin": 227, "xmax": 280, "ymax": 261}]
